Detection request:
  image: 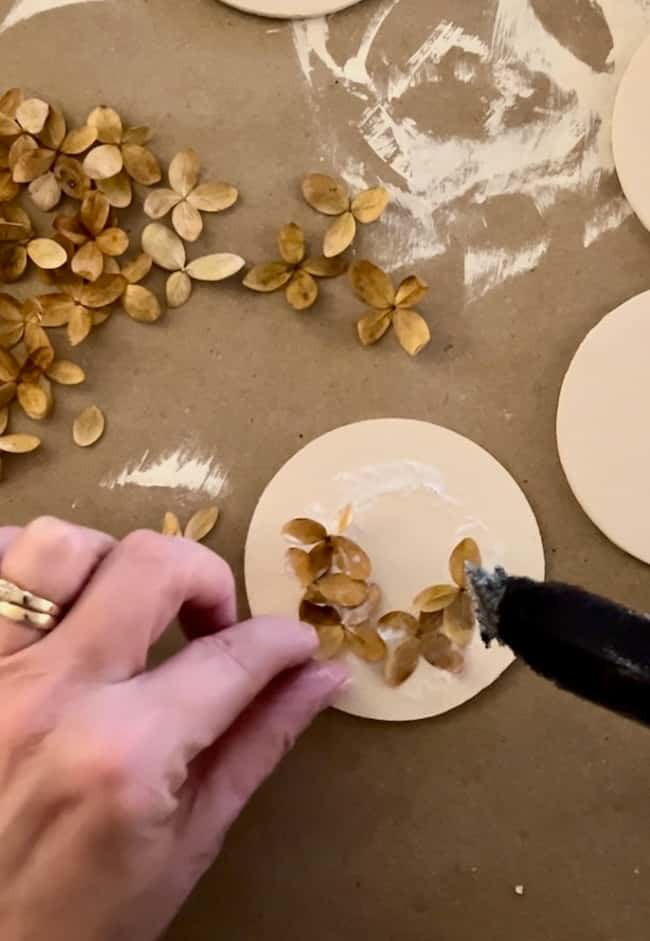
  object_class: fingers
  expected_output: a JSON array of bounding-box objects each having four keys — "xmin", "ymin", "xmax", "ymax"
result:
[
  {"xmin": 141, "ymin": 616, "xmax": 319, "ymax": 760},
  {"xmin": 50, "ymin": 530, "xmax": 237, "ymax": 681},
  {"xmin": 0, "ymin": 518, "xmax": 114, "ymax": 657},
  {"xmin": 182, "ymin": 660, "xmax": 347, "ymax": 862}
]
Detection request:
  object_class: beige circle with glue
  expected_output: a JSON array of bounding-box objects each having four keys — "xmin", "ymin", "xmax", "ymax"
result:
[
  {"xmin": 217, "ymin": 0, "xmax": 365, "ymax": 19},
  {"xmin": 557, "ymin": 291, "xmax": 650, "ymax": 564},
  {"xmin": 245, "ymin": 419, "xmax": 545, "ymax": 722},
  {"xmin": 613, "ymin": 33, "xmax": 650, "ymax": 231}
]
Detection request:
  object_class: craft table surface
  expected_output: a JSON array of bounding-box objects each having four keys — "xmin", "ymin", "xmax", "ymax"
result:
[{"xmin": 1, "ymin": 1, "xmax": 649, "ymax": 939}]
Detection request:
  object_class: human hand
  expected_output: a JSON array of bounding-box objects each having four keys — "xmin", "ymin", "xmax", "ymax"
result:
[{"xmin": 0, "ymin": 518, "xmax": 346, "ymax": 941}]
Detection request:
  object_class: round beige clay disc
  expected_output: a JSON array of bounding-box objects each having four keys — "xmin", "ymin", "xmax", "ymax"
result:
[
  {"xmin": 557, "ymin": 291, "xmax": 650, "ymax": 564},
  {"xmin": 218, "ymin": 0, "xmax": 364, "ymax": 19},
  {"xmin": 245, "ymin": 419, "xmax": 545, "ymax": 722},
  {"xmin": 613, "ymin": 33, "xmax": 650, "ymax": 231}
]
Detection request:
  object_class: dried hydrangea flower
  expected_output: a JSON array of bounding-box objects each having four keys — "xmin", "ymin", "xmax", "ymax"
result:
[
  {"xmin": 0, "ymin": 206, "xmax": 32, "ymax": 282},
  {"xmin": 243, "ymin": 223, "xmax": 346, "ymax": 311},
  {"xmin": 302, "ymin": 173, "xmax": 389, "ymax": 257},
  {"xmin": 54, "ymin": 190, "xmax": 129, "ymax": 282},
  {"xmin": 144, "ymin": 148, "xmax": 238, "ymax": 243},
  {"xmin": 350, "ymin": 260, "xmax": 431, "ymax": 356},
  {"xmin": 0, "ymin": 327, "xmax": 84, "ymax": 421},
  {"xmin": 82, "ymin": 106, "xmax": 161, "ymax": 207},
  {"xmin": 43, "ymin": 270, "xmax": 125, "ymax": 346},
  {"xmin": 413, "ymin": 537, "xmax": 482, "ymax": 654}
]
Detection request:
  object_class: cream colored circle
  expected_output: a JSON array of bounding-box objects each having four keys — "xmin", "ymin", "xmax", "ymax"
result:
[
  {"xmin": 613, "ymin": 33, "xmax": 650, "ymax": 231},
  {"xmin": 218, "ymin": 0, "xmax": 364, "ymax": 19},
  {"xmin": 557, "ymin": 291, "xmax": 650, "ymax": 564},
  {"xmin": 245, "ymin": 419, "xmax": 545, "ymax": 722}
]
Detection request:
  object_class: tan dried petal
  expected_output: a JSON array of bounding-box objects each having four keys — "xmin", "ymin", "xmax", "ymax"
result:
[
  {"xmin": 299, "ymin": 599, "xmax": 340, "ymax": 628},
  {"xmin": 287, "ymin": 547, "xmax": 313, "ymax": 588},
  {"xmin": 0, "ymin": 433, "xmax": 40, "ymax": 453},
  {"xmin": 87, "ymin": 106, "xmax": 123, "ymax": 144},
  {"xmin": 122, "ymin": 126, "xmax": 152, "ymax": 147},
  {"xmin": 301, "ymin": 255, "xmax": 348, "ymax": 278},
  {"xmin": 350, "ymin": 260, "xmax": 395, "ymax": 308},
  {"xmin": 28, "ymin": 172, "xmax": 61, "ymax": 211},
  {"xmin": 0, "ymin": 219, "xmax": 30, "ymax": 241},
  {"xmin": 72, "ymin": 241, "xmax": 104, "ymax": 282},
  {"xmin": 121, "ymin": 253, "xmax": 152, "ymax": 285},
  {"xmin": 393, "ymin": 308, "xmax": 431, "ymax": 357},
  {"xmin": 66, "ymin": 305, "xmax": 93, "ymax": 346},
  {"xmin": 169, "ymin": 149, "xmax": 200, "ymax": 198},
  {"xmin": 81, "ymin": 190, "xmax": 110, "ymax": 237},
  {"xmin": 278, "ymin": 223, "xmax": 305, "ymax": 266},
  {"xmin": 309, "ymin": 541, "xmax": 334, "ymax": 581},
  {"xmin": 17, "ymin": 382, "xmax": 49, "ymax": 420},
  {"xmin": 0, "ymin": 293, "xmax": 21, "ymax": 322},
  {"xmin": 8, "ymin": 134, "xmax": 37, "ymax": 172},
  {"xmin": 0, "ymin": 322, "xmax": 21, "ymax": 349},
  {"xmin": 286, "ymin": 270, "xmax": 318, "ymax": 310},
  {"xmin": 185, "ymin": 254, "xmax": 245, "ymax": 282},
  {"xmin": 27, "ymin": 239, "xmax": 67, "ymax": 270},
  {"xmin": 378, "ymin": 610, "xmax": 419, "ymax": 638},
  {"xmin": 187, "ymin": 181, "xmax": 238, "ymax": 213},
  {"xmin": 38, "ymin": 105, "xmax": 66, "ymax": 150},
  {"xmin": 337, "ymin": 504, "xmax": 353, "ymax": 534},
  {"xmin": 166, "ymin": 271, "xmax": 192, "ymax": 308},
  {"xmin": 141, "ymin": 223, "xmax": 186, "ymax": 272},
  {"xmin": 346, "ymin": 624, "xmax": 386, "ymax": 662},
  {"xmin": 413, "ymin": 584, "xmax": 460, "ymax": 613},
  {"xmin": 0, "ymin": 115, "xmax": 19, "ymax": 137},
  {"xmin": 0, "ymin": 170, "xmax": 19, "ymax": 202},
  {"xmin": 80, "ymin": 274, "xmax": 125, "ymax": 309},
  {"xmin": 340, "ymin": 582, "xmax": 382, "ymax": 628},
  {"xmin": 123, "ymin": 284, "xmax": 160, "ymax": 323},
  {"xmin": 314, "ymin": 624, "xmax": 345, "ymax": 661},
  {"xmin": 331, "ymin": 535, "xmax": 371, "ymax": 580},
  {"xmin": 16, "ymin": 98, "xmax": 49, "ymax": 135},
  {"xmin": 314, "ymin": 573, "xmax": 369, "ymax": 608},
  {"xmin": 302, "ymin": 174, "xmax": 349, "ymax": 215},
  {"xmin": 73, "ymin": 404, "xmax": 105, "ymax": 447},
  {"xmin": 184, "ymin": 505, "xmax": 219, "ymax": 542},
  {"xmin": 323, "ymin": 211, "xmax": 356, "ymax": 258},
  {"xmin": 420, "ymin": 632, "xmax": 464, "ymax": 673},
  {"xmin": 351, "ymin": 186, "xmax": 389, "ymax": 224},
  {"xmin": 0, "ymin": 245, "xmax": 27, "ymax": 282},
  {"xmin": 418, "ymin": 610, "xmax": 444, "ymax": 635},
  {"xmin": 442, "ymin": 591, "xmax": 475, "ymax": 648},
  {"xmin": 39, "ymin": 294, "xmax": 77, "ymax": 326},
  {"xmin": 0, "ymin": 380, "xmax": 17, "ymax": 405},
  {"xmin": 0, "ymin": 406, "xmax": 7, "ymax": 434},
  {"xmin": 96, "ymin": 227, "xmax": 129, "ymax": 257},
  {"xmin": 96, "ymin": 170, "xmax": 132, "ymax": 208},
  {"xmin": 282, "ymin": 518, "xmax": 327, "ymax": 545},
  {"xmin": 385, "ymin": 637, "xmax": 420, "ymax": 686},
  {"xmin": 13, "ymin": 147, "xmax": 55, "ymax": 183},
  {"xmin": 395, "ymin": 275, "xmax": 428, "ymax": 308},
  {"xmin": 162, "ymin": 511, "xmax": 181, "ymax": 537},
  {"xmin": 449, "ymin": 537, "xmax": 482, "ymax": 588},
  {"xmin": 53, "ymin": 212, "xmax": 86, "ymax": 245},
  {"xmin": 121, "ymin": 145, "xmax": 161, "ymax": 186},
  {"xmin": 61, "ymin": 125, "xmax": 98, "ymax": 155},
  {"xmin": 83, "ymin": 144, "xmax": 123, "ymax": 181},
  {"xmin": 45, "ymin": 359, "xmax": 85, "ymax": 385},
  {"xmin": 172, "ymin": 200, "xmax": 203, "ymax": 242},
  {"xmin": 243, "ymin": 262, "xmax": 292, "ymax": 292},
  {"xmin": 24, "ymin": 323, "xmax": 51, "ymax": 355},
  {"xmin": 54, "ymin": 155, "xmax": 91, "ymax": 200},
  {"xmin": 144, "ymin": 188, "xmax": 182, "ymax": 220},
  {"xmin": 357, "ymin": 309, "xmax": 392, "ymax": 346},
  {"xmin": 0, "ymin": 88, "xmax": 22, "ymax": 120}
]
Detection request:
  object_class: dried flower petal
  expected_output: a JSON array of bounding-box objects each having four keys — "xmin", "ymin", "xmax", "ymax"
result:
[
  {"xmin": 121, "ymin": 253, "xmax": 152, "ymax": 284},
  {"xmin": 166, "ymin": 271, "xmax": 192, "ymax": 308},
  {"xmin": 81, "ymin": 190, "xmax": 110, "ymax": 236},
  {"xmin": 0, "ymin": 407, "xmax": 7, "ymax": 434},
  {"xmin": 350, "ymin": 260, "xmax": 395, "ymax": 308},
  {"xmin": 0, "ymin": 115, "xmax": 19, "ymax": 137},
  {"xmin": 17, "ymin": 382, "xmax": 49, "ymax": 420},
  {"xmin": 0, "ymin": 433, "xmax": 40, "ymax": 453},
  {"xmin": 0, "ymin": 170, "xmax": 19, "ymax": 202},
  {"xmin": 37, "ymin": 105, "xmax": 65, "ymax": 150},
  {"xmin": 97, "ymin": 171, "xmax": 131, "ymax": 208},
  {"xmin": 144, "ymin": 188, "xmax": 182, "ymax": 219},
  {"xmin": 39, "ymin": 294, "xmax": 76, "ymax": 326},
  {"xmin": 357, "ymin": 309, "xmax": 392, "ymax": 346},
  {"xmin": 122, "ymin": 126, "xmax": 152, "ymax": 147},
  {"xmin": 13, "ymin": 147, "xmax": 55, "ymax": 183},
  {"xmin": 314, "ymin": 624, "xmax": 345, "ymax": 661},
  {"xmin": 286, "ymin": 270, "xmax": 318, "ymax": 310},
  {"xmin": 301, "ymin": 255, "xmax": 347, "ymax": 278},
  {"xmin": 309, "ymin": 541, "xmax": 333, "ymax": 580},
  {"xmin": 87, "ymin": 106, "xmax": 122, "ymax": 144},
  {"xmin": 449, "ymin": 537, "xmax": 482, "ymax": 588},
  {"xmin": 418, "ymin": 610, "xmax": 444, "ymax": 635},
  {"xmin": 172, "ymin": 200, "xmax": 203, "ymax": 242},
  {"xmin": 351, "ymin": 187, "xmax": 389, "ymax": 223},
  {"xmin": 187, "ymin": 181, "xmax": 238, "ymax": 212},
  {"xmin": 420, "ymin": 632, "xmax": 463, "ymax": 672},
  {"xmin": 73, "ymin": 405, "xmax": 105, "ymax": 447},
  {"xmin": 83, "ymin": 144, "xmax": 123, "ymax": 181},
  {"xmin": 299, "ymin": 599, "xmax": 340, "ymax": 628},
  {"xmin": 121, "ymin": 145, "xmax": 161, "ymax": 186},
  {"xmin": 67, "ymin": 305, "xmax": 93, "ymax": 346},
  {"xmin": 314, "ymin": 573, "xmax": 369, "ymax": 608},
  {"xmin": 278, "ymin": 223, "xmax": 305, "ymax": 266},
  {"xmin": 340, "ymin": 582, "xmax": 381, "ymax": 628},
  {"xmin": 442, "ymin": 592, "xmax": 475, "ymax": 648},
  {"xmin": 27, "ymin": 239, "xmax": 67, "ymax": 270},
  {"xmin": 413, "ymin": 584, "xmax": 460, "ymax": 613},
  {"xmin": 346, "ymin": 624, "xmax": 386, "ymax": 662},
  {"xmin": 392, "ymin": 308, "xmax": 431, "ymax": 357},
  {"xmin": 395, "ymin": 275, "xmax": 428, "ymax": 308},
  {"xmin": 184, "ymin": 505, "xmax": 219, "ymax": 541},
  {"xmin": 162, "ymin": 512, "xmax": 181, "ymax": 537},
  {"xmin": 378, "ymin": 611, "xmax": 419, "ymax": 638},
  {"xmin": 45, "ymin": 360, "xmax": 85, "ymax": 385},
  {"xmin": 72, "ymin": 241, "xmax": 104, "ymax": 282},
  {"xmin": 96, "ymin": 227, "xmax": 129, "ymax": 257},
  {"xmin": 385, "ymin": 637, "xmax": 420, "ymax": 686},
  {"xmin": 122, "ymin": 284, "xmax": 160, "ymax": 323},
  {"xmin": 0, "ymin": 380, "xmax": 17, "ymax": 406},
  {"xmin": 80, "ymin": 274, "xmax": 125, "ymax": 309},
  {"xmin": 142, "ymin": 223, "xmax": 186, "ymax": 272},
  {"xmin": 54, "ymin": 155, "xmax": 90, "ymax": 200},
  {"xmin": 337, "ymin": 504, "xmax": 353, "ymax": 534},
  {"xmin": 323, "ymin": 211, "xmax": 356, "ymax": 258},
  {"xmin": 331, "ymin": 535, "xmax": 371, "ymax": 580},
  {"xmin": 61, "ymin": 125, "xmax": 98, "ymax": 155},
  {"xmin": 16, "ymin": 98, "xmax": 49, "ymax": 135},
  {"xmin": 302, "ymin": 174, "xmax": 349, "ymax": 216},
  {"xmin": 282, "ymin": 518, "xmax": 327, "ymax": 545},
  {"xmin": 0, "ymin": 88, "xmax": 22, "ymax": 119},
  {"xmin": 29, "ymin": 172, "xmax": 61, "ymax": 211},
  {"xmin": 0, "ymin": 245, "xmax": 26, "ymax": 282},
  {"xmin": 169, "ymin": 149, "xmax": 200, "ymax": 197},
  {"xmin": 243, "ymin": 262, "xmax": 292, "ymax": 292},
  {"xmin": 185, "ymin": 254, "xmax": 245, "ymax": 282},
  {"xmin": 287, "ymin": 547, "xmax": 313, "ymax": 587}
]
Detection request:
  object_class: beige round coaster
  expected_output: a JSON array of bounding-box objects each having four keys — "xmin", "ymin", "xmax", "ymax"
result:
[
  {"xmin": 218, "ymin": 0, "xmax": 364, "ymax": 19},
  {"xmin": 557, "ymin": 291, "xmax": 650, "ymax": 565},
  {"xmin": 613, "ymin": 33, "xmax": 650, "ymax": 231},
  {"xmin": 245, "ymin": 419, "xmax": 545, "ymax": 722}
]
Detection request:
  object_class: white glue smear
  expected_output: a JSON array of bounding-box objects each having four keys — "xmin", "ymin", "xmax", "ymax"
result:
[
  {"xmin": 583, "ymin": 194, "xmax": 632, "ymax": 247},
  {"xmin": 291, "ymin": 0, "xmax": 650, "ymax": 293},
  {"xmin": 334, "ymin": 460, "xmax": 459, "ymax": 512},
  {"xmin": 100, "ymin": 447, "xmax": 229, "ymax": 498},
  {"xmin": 0, "ymin": 0, "xmax": 104, "ymax": 32}
]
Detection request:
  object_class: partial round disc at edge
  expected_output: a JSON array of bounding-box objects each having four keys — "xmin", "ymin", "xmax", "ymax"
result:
[
  {"xmin": 557, "ymin": 291, "xmax": 650, "ymax": 566},
  {"xmin": 245, "ymin": 419, "xmax": 545, "ymax": 722},
  {"xmin": 613, "ymin": 33, "xmax": 650, "ymax": 232},
  {"xmin": 217, "ymin": 0, "xmax": 364, "ymax": 19}
]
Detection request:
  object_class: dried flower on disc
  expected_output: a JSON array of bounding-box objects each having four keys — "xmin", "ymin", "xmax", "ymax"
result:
[
  {"xmin": 243, "ymin": 223, "xmax": 346, "ymax": 311},
  {"xmin": 413, "ymin": 537, "xmax": 482, "ymax": 653},
  {"xmin": 302, "ymin": 174, "xmax": 389, "ymax": 257},
  {"xmin": 144, "ymin": 148, "xmax": 237, "ymax": 242},
  {"xmin": 41, "ymin": 271, "xmax": 126, "ymax": 346},
  {"xmin": 350, "ymin": 260, "xmax": 431, "ymax": 356},
  {"xmin": 384, "ymin": 637, "xmax": 421, "ymax": 686},
  {"xmin": 54, "ymin": 191, "xmax": 129, "ymax": 282},
  {"xmin": 73, "ymin": 404, "xmax": 105, "ymax": 447},
  {"xmin": 142, "ymin": 222, "xmax": 244, "ymax": 309},
  {"xmin": 82, "ymin": 107, "xmax": 161, "ymax": 207},
  {"xmin": 160, "ymin": 506, "xmax": 220, "ymax": 543},
  {"xmin": 0, "ymin": 327, "xmax": 83, "ymax": 421}
]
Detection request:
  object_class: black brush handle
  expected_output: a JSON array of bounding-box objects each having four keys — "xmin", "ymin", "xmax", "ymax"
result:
[{"xmin": 498, "ymin": 578, "xmax": 650, "ymax": 725}]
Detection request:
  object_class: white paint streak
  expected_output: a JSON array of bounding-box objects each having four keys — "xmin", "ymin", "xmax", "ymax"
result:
[
  {"xmin": 583, "ymin": 194, "xmax": 632, "ymax": 247},
  {"xmin": 465, "ymin": 239, "xmax": 550, "ymax": 303},
  {"xmin": 100, "ymin": 448, "xmax": 229, "ymax": 498},
  {"xmin": 0, "ymin": 0, "xmax": 103, "ymax": 31}
]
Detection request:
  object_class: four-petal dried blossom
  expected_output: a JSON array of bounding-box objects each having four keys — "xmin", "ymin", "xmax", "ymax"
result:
[
  {"xmin": 43, "ymin": 270, "xmax": 126, "ymax": 346},
  {"xmin": 54, "ymin": 190, "xmax": 129, "ymax": 282},
  {"xmin": 0, "ymin": 326, "xmax": 84, "ymax": 420},
  {"xmin": 81, "ymin": 106, "xmax": 161, "ymax": 207},
  {"xmin": 302, "ymin": 173, "xmax": 389, "ymax": 257},
  {"xmin": 350, "ymin": 260, "xmax": 431, "ymax": 356}
]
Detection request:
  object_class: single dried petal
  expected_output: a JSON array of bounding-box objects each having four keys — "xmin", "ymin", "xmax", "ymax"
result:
[
  {"xmin": 286, "ymin": 270, "xmax": 318, "ymax": 311},
  {"xmin": 92, "ymin": 309, "xmax": 112, "ymax": 327},
  {"xmin": 378, "ymin": 610, "xmax": 419, "ymax": 638},
  {"xmin": 357, "ymin": 309, "xmax": 392, "ymax": 346},
  {"xmin": 2, "ymin": 206, "xmax": 32, "ymax": 234},
  {"xmin": 337, "ymin": 504, "xmax": 353, "ymax": 534},
  {"xmin": 314, "ymin": 624, "xmax": 345, "ymax": 661},
  {"xmin": 0, "ymin": 170, "xmax": 19, "ymax": 202},
  {"xmin": 282, "ymin": 518, "xmax": 327, "ymax": 545},
  {"xmin": 54, "ymin": 155, "xmax": 91, "ymax": 200},
  {"xmin": 0, "ymin": 115, "xmax": 20, "ymax": 137},
  {"xmin": 169, "ymin": 148, "xmax": 200, "ymax": 198},
  {"xmin": 0, "ymin": 349, "xmax": 18, "ymax": 381},
  {"xmin": 61, "ymin": 125, "xmax": 98, "ymax": 155},
  {"xmin": 421, "ymin": 632, "xmax": 464, "ymax": 673},
  {"xmin": 418, "ymin": 610, "xmax": 444, "ymax": 635},
  {"xmin": 38, "ymin": 294, "xmax": 76, "ymax": 326},
  {"xmin": 395, "ymin": 274, "xmax": 428, "ymax": 308},
  {"xmin": 144, "ymin": 188, "xmax": 182, "ymax": 220},
  {"xmin": 66, "ymin": 305, "xmax": 93, "ymax": 346},
  {"xmin": 302, "ymin": 255, "xmax": 347, "ymax": 278},
  {"xmin": 309, "ymin": 541, "xmax": 334, "ymax": 580},
  {"xmin": 172, "ymin": 200, "xmax": 203, "ymax": 242},
  {"xmin": 122, "ymin": 145, "xmax": 161, "ymax": 186},
  {"xmin": 0, "ymin": 433, "xmax": 40, "ymax": 453},
  {"xmin": 17, "ymin": 382, "xmax": 49, "ymax": 420},
  {"xmin": 46, "ymin": 359, "xmax": 85, "ymax": 385},
  {"xmin": 122, "ymin": 284, "xmax": 160, "ymax": 323},
  {"xmin": 83, "ymin": 144, "xmax": 123, "ymax": 181},
  {"xmin": 29, "ymin": 172, "xmax": 61, "ymax": 211},
  {"xmin": 302, "ymin": 174, "xmax": 349, "ymax": 215},
  {"xmin": 0, "ymin": 322, "xmax": 22, "ymax": 349},
  {"xmin": 27, "ymin": 238, "xmax": 67, "ymax": 270},
  {"xmin": 0, "ymin": 88, "xmax": 22, "ymax": 119},
  {"xmin": 162, "ymin": 511, "xmax": 181, "ymax": 537},
  {"xmin": 187, "ymin": 181, "xmax": 238, "ymax": 213},
  {"xmin": 80, "ymin": 274, "xmax": 125, "ymax": 309},
  {"xmin": 122, "ymin": 126, "xmax": 153, "ymax": 147},
  {"xmin": 340, "ymin": 582, "xmax": 382, "ymax": 628},
  {"xmin": 346, "ymin": 625, "xmax": 386, "ymax": 662},
  {"xmin": 449, "ymin": 537, "xmax": 482, "ymax": 588},
  {"xmin": 349, "ymin": 260, "xmax": 395, "ymax": 308},
  {"xmin": 166, "ymin": 271, "xmax": 192, "ymax": 308},
  {"xmin": 299, "ymin": 600, "xmax": 340, "ymax": 628},
  {"xmin": 141, "ymin": 223, "xmax": 186, "ymax": 272},
  {"xmin": 8, "ymin": 134, "xmax": 37, "ymax": 172},
  {"xmin": 331, "ymin": 536, "xmax": 371, "ymax": 580},
  {"xmin": 185, "ymin": 253, "xmax": 245, "ymax": 282},
  {"xmin": 323, "ymin": 211, "xmax": 356, "ymax": 258},
  {"xmin": 0, "ymin": 219, "xmax": 30, "ymax": 241},
  {"xmin": 24, "ymin": 322, "xmax": 51, "ymax": 355},
  {"xmin": 81, "ymin": 190, "xmax": 110, "ymax": 237},
  {"xmin": 121, "ymin": 253, "xmax": 152, "ymax": 285},
  {"xmin": 0, "ymin": 245, "xmax": 26, "ymax": 282},
  {"xmin": 184, "ymin": 505, "xmax": 219, "ymax": 542},
  {"xmin": 72, "ymin": 241, "xmax": 104, "ymax": 282},
  {"xmin": 442, "ymin": 591, "xmax": 475, "ymax": 648},
  {"xmin": 393, "ymin": 308, "xmax": 431, "ymax": 357},
  {"xmin": 87, "ymin": 106, "xmax": 123, "ymax": 144},
  {"xmin": 38, "ymin": 105, "xmax": 66, "ymax": 150},
  {"xmin": 53, "ymin": 212, "xmax": 86, "ymax": 245},
  {"xmin": 243, "ymin": 262, "xmax": 292, "ymax": 292},
  {"xmin": 287, "ymin": 548, "xmax": 313, "ymax": 588},
  {"xmin": 96, "ymin": 227, "xmax": 129, "ymax": 257},
  {"xmin": 278, "ymin": 223, "xmax": 305, "ymax": 266},
  {"xmin": 97, "ymin": 170, "xmax": 132, "ymax": 208},
  {"xmin": 73, "ymin": 405, "xmax": 105, "ymax": 447},
  {"xmin": 0, "ymin": 407, "xmax": 7, "ymax": 434},
  {"xmin": 0, "ymin": 293, "xmax": 21, "ymax": 322},
  {"xmin": 16, "ymin": 98, "xmax": 49, "ymax": 135},
  {"xmin": 413, "ymin": 584, "xmax": 460, "ymax": 614},
  {"xmin": 0, "ymin": 381, "xmax": 17, "ymax": 406},
  {"xmin": 314, "ymin": 573, "xmax": 369, "ymax": 608},
  {"xmin": 12, "ymin": 147, "xmax": 55, "ymax": 183},
  {"xmin": 351, "ymin": 186, "xmax": 390, "ymax": 224},
  {"xmin": 385, "ymin": 637, "xmax": 420, "ymax": 686}
]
